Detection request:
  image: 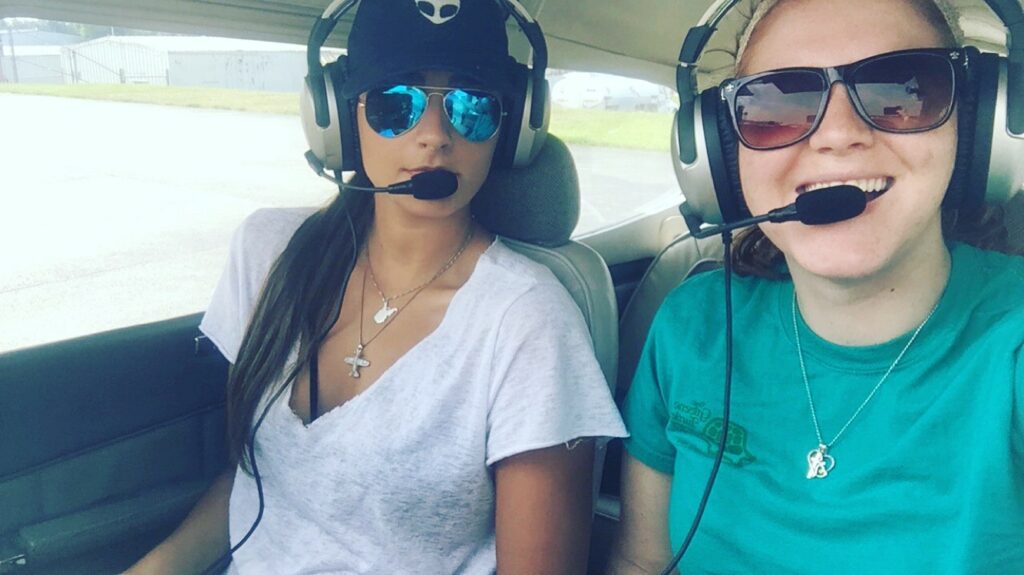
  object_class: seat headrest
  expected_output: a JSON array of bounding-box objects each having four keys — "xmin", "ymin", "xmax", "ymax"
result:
[{"xmin": 472, "ymin": 135, "xmax": 579, "ymax": 247}]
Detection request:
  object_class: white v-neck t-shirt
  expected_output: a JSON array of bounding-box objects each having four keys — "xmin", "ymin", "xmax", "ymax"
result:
[{"xmin": 199, "ymin": 208, "xmax": 627, "ymax": 574}]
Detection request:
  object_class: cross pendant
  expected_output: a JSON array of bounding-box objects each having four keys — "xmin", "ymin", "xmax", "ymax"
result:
[{"xmin": 344, "ymin": 344, "xmax": 370, "ymax": 378}]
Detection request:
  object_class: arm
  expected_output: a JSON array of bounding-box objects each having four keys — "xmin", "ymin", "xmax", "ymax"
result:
[
  {"xmin": 606, "ymin": 452, "xmax": 674, "ymax": 575},
  {"xmin": 123, "ymin": 469, "xmax": 234, "ymax": 575},
  {"xmin": 494, "ymin": 440, "xmax": 596, "ymax": 575}
]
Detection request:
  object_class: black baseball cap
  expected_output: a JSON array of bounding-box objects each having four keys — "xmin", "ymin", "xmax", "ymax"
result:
[{"xmin": 341, "ymin": 0, "xmax": 518, "ymax": 98}]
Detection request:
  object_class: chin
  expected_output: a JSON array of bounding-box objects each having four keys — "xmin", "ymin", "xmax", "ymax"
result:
[
  {"xmin": 793, "ymin": 255, "xmax": 888, "ymax": 282},
  {"xmin": 775, "ymin": 227, "xmax": 891, "ymax": 281},
  {"xmin": 398, "ymin": 195, "xmax": 471, "ymax": 219}
]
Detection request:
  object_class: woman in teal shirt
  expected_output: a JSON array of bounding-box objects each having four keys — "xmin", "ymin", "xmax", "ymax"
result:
[{"xmin": 610, "ymin": 0, "xmax": 1024, "ymax": 573}]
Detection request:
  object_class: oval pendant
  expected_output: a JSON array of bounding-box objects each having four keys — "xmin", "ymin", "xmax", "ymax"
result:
[{"xmin": 374, "ymin": 302, "xmax": 397, "ymax": 324}]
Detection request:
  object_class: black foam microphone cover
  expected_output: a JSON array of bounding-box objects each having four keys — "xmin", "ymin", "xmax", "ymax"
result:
[
  {"xmin": 410, "ymin": 170, "xmax": 459, "ymax": 200},
  {"xmin": 795, "ymin": 185, "xmax": 867, "ymax": 225}
]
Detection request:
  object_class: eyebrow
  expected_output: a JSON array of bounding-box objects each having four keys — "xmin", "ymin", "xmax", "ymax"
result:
[
  {"xmin": 385, "ymin": 71, "xmax": 491, "ymax": 90},
  {"xmin": 391, "ymin": 72, "xmax": 424, "ymax": 84},
  {"xmin": 450, "ymin": 74, "xmax": 487, "ymax": 89}
]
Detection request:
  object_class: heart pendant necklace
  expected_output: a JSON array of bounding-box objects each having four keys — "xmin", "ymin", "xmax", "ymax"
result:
[{"xmin": 792, "ymin": 291, "xmax": 937, "ymax": 479}]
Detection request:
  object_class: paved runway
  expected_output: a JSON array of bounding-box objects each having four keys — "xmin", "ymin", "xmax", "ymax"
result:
[{"xmin": 0, "ymin": 93, "xmax": 678, "ymax": 352}]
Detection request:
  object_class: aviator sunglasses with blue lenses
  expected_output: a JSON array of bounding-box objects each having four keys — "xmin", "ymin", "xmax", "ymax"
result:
[
  {"xmin": 360, "ymin": 84, "xmax": 504, "ymax": 142},
  {"xmin": 721, "ymin": 48, "xmax": 967, "ymax": 150}
]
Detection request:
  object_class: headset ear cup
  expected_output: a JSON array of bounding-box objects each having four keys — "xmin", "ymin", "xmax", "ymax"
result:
[
  {"xmin": 328, "ymin": 59, "xmax": 362, "ymax": 172},
  {"xmin": 964, "ymin": 50, "xmax": 999, "ymax": 210},
  {"xmin": 945, "ymin": 48, "xmax": 981, "ymax": 212},
  {"xmin": 943, "ymin": 87, "xmax": 974, "ymax": 212},
  {"xmin": 521, "ymin": 77, "xmax": 551, "ymax": 166},
  {"xmin": 707, "ymin": 89, "xmax": 749, "ymax": 223},
  {"xmin": 338, "ymin": 95, "xmax": 361, "ymax": 172},
  {"xmin": 497, "ymin": 65, "xmax": 548, "ymax": 168},
  {"xmin": 495, "ymin": 67, "xmax": 525, "ymax": 168},
  {"xmin": 300, "ymin": 57, "xmax": 360, "ymax": 173}
]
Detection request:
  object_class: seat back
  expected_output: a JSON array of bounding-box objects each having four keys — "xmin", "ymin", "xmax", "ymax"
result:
[
  {"xmin": 473, "ymin": 135, "xmax": 618, "ymax": 502},
  {"xmin": 617, "ymin": 233, "xmax": 724, "ymax": 397},
  {"xmin": 588, "ymin": 231, "xmax": 724, "ymax": 572},
  {"xmin": 503, "ymin": 239, "xmax": 618, "ymax": 386}
]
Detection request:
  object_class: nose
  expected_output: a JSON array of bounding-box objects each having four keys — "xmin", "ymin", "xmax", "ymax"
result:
[
  {"xmin": 807, "ymin": 83, "xmax": 875, "ymax": 153},
  {"xmin": 413, "ymin": 93, "xmax": 453, "ymax": 151}
]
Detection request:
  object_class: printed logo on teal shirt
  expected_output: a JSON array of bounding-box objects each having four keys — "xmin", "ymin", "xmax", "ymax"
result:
[{"xmin": 669, "ymin": 400, "xmax": 756, "ymax": 467}]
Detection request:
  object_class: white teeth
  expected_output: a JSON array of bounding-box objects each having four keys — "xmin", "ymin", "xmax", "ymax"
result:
[{"xmin": 805, "ymin": 178, "xmax": 888, "ymax": 193}]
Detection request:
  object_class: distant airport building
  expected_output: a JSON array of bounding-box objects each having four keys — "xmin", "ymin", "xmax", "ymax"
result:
[
  {"xmin": 551, "ymin": 71, "xmax": 676, "ymax": 113},
  {"xmin": 1, "ymin": 45, "xmax": 63, "ymax": 83},
  {"xmin": 2, "ymin": 35, "xmax": 340, "ymax": 92}
]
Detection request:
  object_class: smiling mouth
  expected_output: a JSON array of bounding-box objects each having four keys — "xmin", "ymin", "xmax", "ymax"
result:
[{"xmin": 800, "ymin": 177, "xmax": 895, "ymax": 202}]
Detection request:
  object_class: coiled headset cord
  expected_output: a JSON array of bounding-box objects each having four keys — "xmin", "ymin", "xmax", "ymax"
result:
[
  {"xmin": 200, "ymin": 383, "xmax": 280, "ymax": 575},
  {"xmin": 658, "ymin": 230, "xmax": 735, "ymax": 575}
]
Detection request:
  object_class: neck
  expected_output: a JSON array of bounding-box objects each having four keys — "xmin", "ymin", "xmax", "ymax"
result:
[
  {"xmin": 790, "ymin": 237, "xmax": 951, "ymax": 346},
  {"xmin": 366, "ymin": 203, "xmax": 475, "ymax": 291}
]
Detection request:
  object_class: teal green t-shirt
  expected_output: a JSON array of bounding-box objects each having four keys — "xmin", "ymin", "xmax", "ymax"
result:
[{"xmin": 623, "ymin": 243, "xmax": 1024, "ymax": 574}]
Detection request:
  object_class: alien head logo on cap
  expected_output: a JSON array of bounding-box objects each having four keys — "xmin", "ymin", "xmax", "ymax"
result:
[{"xmin": 415, "ymin": 0, "xmax": 461, "ymax": 25}]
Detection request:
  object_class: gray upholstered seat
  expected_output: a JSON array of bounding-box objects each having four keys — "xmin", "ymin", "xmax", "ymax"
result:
[
  {"xmin": 473, "ymin": 134, "xmax": 618, "ymax": 500},
  {"xmin": 617, "ymin": 233, "xmax": 724, "ymax": 396}
]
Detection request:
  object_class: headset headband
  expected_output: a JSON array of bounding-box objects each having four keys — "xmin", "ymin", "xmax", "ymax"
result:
[{"xmin": 306, "ymin": 0, "xmax": 548, "ymax": 130}]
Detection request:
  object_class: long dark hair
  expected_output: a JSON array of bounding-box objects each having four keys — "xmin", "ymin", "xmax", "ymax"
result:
[{"xmin": 226, "ymin": 174, "xmax": 374, "ymax": 472}]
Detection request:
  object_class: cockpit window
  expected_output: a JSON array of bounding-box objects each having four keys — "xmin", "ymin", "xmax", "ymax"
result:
[
  {"xmin": 1, "ymin": 24, "xmax": 680, "ymax": 352},
  {"xmin": 548, "ymin": 70, "xmax": 680, "ymax": 235}
]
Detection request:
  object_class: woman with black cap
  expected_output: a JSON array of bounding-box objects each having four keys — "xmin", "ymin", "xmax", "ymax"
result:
[{"xmin": 125, "ymin": 1, "xmax": 625, "ymax": 573}]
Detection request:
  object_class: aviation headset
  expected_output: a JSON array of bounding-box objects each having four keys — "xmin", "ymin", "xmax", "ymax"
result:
[
  {"xmin": 673, "ymin": 0, "xmax": 1024, "ymax": 233},
  {"xmin": 299, "ymin": 0, "xmax": 550, "ymax": 177}
]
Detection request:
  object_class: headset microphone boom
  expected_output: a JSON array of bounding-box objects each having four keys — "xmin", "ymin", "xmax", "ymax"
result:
[{"xmin": 684, "ymin": 185, "xmax": 868, "ymax": 239}]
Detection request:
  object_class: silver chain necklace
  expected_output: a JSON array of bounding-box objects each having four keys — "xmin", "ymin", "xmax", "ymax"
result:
[
  {"xmin": 792, "ymin": 291, "xmax": 938, "ymax": 479},
  {"xmin": 344, "ymin": 226, "xmax": 474, "ymax": 378},
  {"xmin": 365, "ymin": 225, "xmax": 474, "ymax": 325}
]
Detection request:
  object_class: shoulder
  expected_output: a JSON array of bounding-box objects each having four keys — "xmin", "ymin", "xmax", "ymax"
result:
[
  {"xmin": 198, "ymin": 207, "xmax": 317, "ymax": 362},
  {"xmin": 952, "ymin": 242, "xmax": 1024, "ymax": 277},
  {"xmin": 951, "ymin": 243, "xmax": 1024, "ymax": 317},
  {"xmin": 937, "ymin": 244, "xmax": 1024, "ymax": 368},
  {"xmin": 226, "ymin": 207, "xmax": 318, "ymax": 287},
  {"xmin": 484, "ymin": 238, "xmax": 567, "ymax": 284},
  {"xmin": 478, "ymin": 237, "xmax": 577, "ymax": 308},
  {"xmin": 664, "ymin": 267, "xmax": 726, "ymax": 304},
  {"xmin": 655, "ymin": 267, "xmax": 780, "ymax": 332},
  {"xmin": 461, "ymin": 239, "xmax": 590, "ymax": 346}
]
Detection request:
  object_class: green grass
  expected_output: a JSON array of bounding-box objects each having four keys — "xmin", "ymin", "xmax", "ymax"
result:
[
  {"xmin": 0, "ymin": 83, "xmax": 672, "ymax": 151},
  {"xmin": 548, "ymin": 106, "xmax": 672, "ymax": 151},
  {"xmin": 0, "ymin": 83, "xmax": 298, "ymax": 115}
]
